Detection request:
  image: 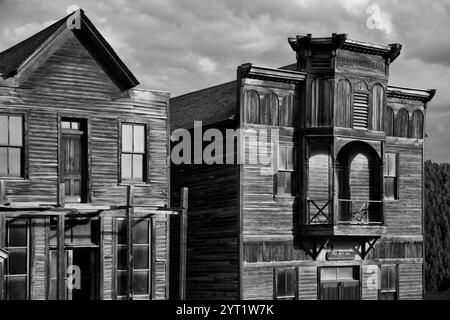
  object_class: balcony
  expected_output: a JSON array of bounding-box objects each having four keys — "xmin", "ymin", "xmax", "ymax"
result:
[{"xmin": 303, "ymin": 198, "xmax": 385, "ymax": 237}]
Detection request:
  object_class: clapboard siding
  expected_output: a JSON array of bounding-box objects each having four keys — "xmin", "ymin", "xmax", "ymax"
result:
[
  {"xmin": 399, "ymin": 263, "xmax": 422, "ymax": 300},
  {"xmin": 170, "ymin": 163, "xmax": 239, "ymax": 299},
  {"xmin": 298, "ymin": 266, "xmax": 317, "ymax": 300},
  {"xmin": 242, "ymin": 266, "xmax": 273, "ymax": 300},
  {"xmin": 384, "ymin": 143, "xmax": 423, "ymax": 235},
  {"xmin": 30, "ymin": 219, "xmax": 47, "ymax": 300},
  {"xmin": 362, "ymin": 265, "xmax": 378, "ymax": 300}
]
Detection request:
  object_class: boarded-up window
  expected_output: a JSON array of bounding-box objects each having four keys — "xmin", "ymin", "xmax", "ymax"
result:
[
  {"xmin": 310, "ymin": 79, "xmax": 331, "ymax": 127},
  {"xmin": 279, "ymin": 94, "xmax": 295, "ymax": 127},
  {"xmin": 396, "ymin": 108, "xmax": 409, "ymax": 138},
  {"xmin": 379, "ymin": 265, "xmax": 397, "ymax": 300},
  {"xmin": 260, "ymin": 92, "xmax": 279, "ymax": 126},
  {"xmin": 276, "ymin": 145, "xmax": 296, "ymax": 195},
  {"xmin": 385, "ymin": 106, "xmax": 395, "ymax": 136},
  {"xmin": 308, "ymin": 145, "xmax": 330, "ymax": 199},
  {"xmin": 336, "ymin": 79, "xmax": 352, "ymax": 128},
  {"xmin": 244, "ymin": 90, "xmax": 260, "ymax": 124},
  {"xmin": 410, "ymin": 110, "xmax": 424, "ymax": 139},
  {"xmin": 0, "ymin": 115, "xmax": 23, "ymax": 177},
  {"xmin": 384, "ymin": 153, "xmax": 398, "ymax": 200},
  {"xmin": 353, "ymin": 92, "xmax": 369, "ymax": 129},
  {"xmin": 4, "ymin": 219, "xmax": 29, "ymax": 300},
  {"xmin": 371, "ymin": 84, "xmax": 385, "ymax": 131},
  {"xmin": 275, "ymin": 268, "xmax": 297, "ymax": 300}
]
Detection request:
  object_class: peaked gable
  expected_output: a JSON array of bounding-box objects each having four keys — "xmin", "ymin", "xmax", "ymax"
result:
[{"xmin": 0, "ymin": 9, "xmax": 139, "ymax": 91}]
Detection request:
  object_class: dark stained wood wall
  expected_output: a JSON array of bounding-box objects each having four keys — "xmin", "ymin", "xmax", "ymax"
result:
[{"xmin": 0, "ymin": 32, "xmax": 170, "ymax": 300}]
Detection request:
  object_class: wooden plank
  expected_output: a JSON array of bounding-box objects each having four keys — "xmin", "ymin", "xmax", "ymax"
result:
[
  {"xmin": 0, "ymin": 181, "xmax": 6, "ymax": 204},
  {"xmin": 126, "ymin": 185, "xmax": 134, "ymax": 300},
  {"xmin": 179, "ymin": 187, "xmax": 188, "ymax": 300},
  {"xmin": 56, "ymin": 214, "xmax": 65, "ymax": 300}
]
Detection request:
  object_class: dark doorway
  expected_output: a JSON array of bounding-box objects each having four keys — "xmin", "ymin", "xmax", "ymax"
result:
[
  {"xmin": 319, "ymin": 266, "xmax": 360, "ymax": 300},
  {"xmin": 61, "ymin": 119, "xmax": 87, "ymax": 203}
]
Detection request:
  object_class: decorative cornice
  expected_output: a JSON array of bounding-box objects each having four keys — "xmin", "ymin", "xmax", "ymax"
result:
[
  {"xmin": 239, "ymin": 63, "xmax": 306, "ymax": 84},
  {"xmin": 387, "ymin": 85, "xmax": 436, "ymax": 103}
]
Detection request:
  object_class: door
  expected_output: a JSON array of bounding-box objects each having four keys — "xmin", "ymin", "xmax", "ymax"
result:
[
  {"xmin": 320, "ymin": 267, "xmax": 360, "ymax": 300},
  {"xmin": 61, "ymin": 120, "xmax": 86, "ymax": 203},
  {"xmin": 49, "ymin": 248, "xmax": 99, "ymax": 300}
]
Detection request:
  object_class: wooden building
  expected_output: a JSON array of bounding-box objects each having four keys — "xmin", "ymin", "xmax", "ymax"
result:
[
  {"xmin": 170, "ymin": 34, "xmax": 436, "ymax": 300},
  {"xmin": 0, "ymin": 10, "xmax": 173, "ymax": 300}
]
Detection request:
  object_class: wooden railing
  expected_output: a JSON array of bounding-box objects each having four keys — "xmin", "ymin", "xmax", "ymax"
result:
[
  {"xmin": 307, "ymin": 199, "xmax": 333, "ymax": 224},
  {"xmin": 337, "ymin": 199, "xmax": 383, "ymax": 224},
  {"xmin": 306, "ymin": 198, "xmax": 383, "ymax": 225}
]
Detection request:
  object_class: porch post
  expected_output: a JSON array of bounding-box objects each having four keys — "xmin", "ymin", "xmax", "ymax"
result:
[
  {"xmin": 179, "ymin": 187, "xmax": 188, "ymax": 300},
  {"xmin": 126, "ymin": 185, "xmax": 135, "ymax": 300},
  {"xmin": 57, "ymin": 213, "xmax": 65, "ymax": 300}
]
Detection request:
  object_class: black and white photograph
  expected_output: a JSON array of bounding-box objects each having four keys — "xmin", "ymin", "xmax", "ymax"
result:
[{"xmin": 0, "ymin": 0, "xmax": 449, "ymax": 315}]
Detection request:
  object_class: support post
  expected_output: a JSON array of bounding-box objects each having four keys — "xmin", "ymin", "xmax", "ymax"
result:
[
  {"xmin": 58, "ymin": 182, "xmax": 65, "ymax": 207},
  {"xmin": 179, "ymin": 187, "xmax": 188, "ymax": 300},
  {"xmin": 126, "ymin": 185, "xmax": 135, "ymax": 300},
  {"xmin": 57, "ymin": 214, "xmax": 65, "ymax": 300},
  {"xmin": 0, "ymin": 211, "xmax": 5, "ymax": 300},
  {"xmin": 0, "ymin": 180, "xmax": 6, "ymax": 204}
]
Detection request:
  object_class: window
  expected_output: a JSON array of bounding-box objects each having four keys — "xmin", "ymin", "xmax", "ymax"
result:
[
  {"xmin": 353, "ymin": 92, "xmax": 369, "ymax": 129},
  {"xmin": 379, "ymin": 265, "xmax": 397, "ymax": 300},
  {"xmin": 121, "ymin": 123, "xmax": 146, "ymax": 182},
  {"xmin": 384, "ymin": 153, "xmax": 398, "ymax": 200},
  {"xmin": 4, "ymin": 219, "xmax": 29, "ymax": 300},
  {"xmin": 276, "ymin": 146, "xmax": 296, "ymax": 195},
  {"xmin": 274, "ymin": 268, "xmax": 297, "ymax": 300},
  {"xmin": 61, "ymin": 119, "xmax": 87, "ymax": 203},
  {"xmin": 319, "ymin": 267, "xmax": 360, "ymax": 300},
  {"xmin": 396, "ymin": 108, "xmax": 409, "ymax": 137},
  {"xmin": 259, "ymin": 92, "xmax": 279, "ymax": 126},
  {"xmin": 0, "ymin": 115, "xmax": 23, "ymax": 177},
  {"xmin": 116, "ymin": 218, "xmax": 151, "ymax": 299}
]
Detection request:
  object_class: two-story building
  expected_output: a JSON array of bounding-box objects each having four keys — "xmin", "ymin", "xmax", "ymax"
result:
[
  {"xmin": 0, "ymin": 10, "xmax": 172, "ymax": 300},
  {"xmin": 170, "ymin": 34, "xmax": 435, "ymax": 300}
]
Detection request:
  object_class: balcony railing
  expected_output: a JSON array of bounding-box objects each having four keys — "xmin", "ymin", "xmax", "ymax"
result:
[
  {"xmin": 307, "ymin": 199, "xmax": 333, "ymax": 224},
  {"xmin": 306, "ymin": 198, "xmax": 383, "ymax": 225},
  {"xmin": 337, "ymin": 199, "xmax": 383, "ymax": 224}
]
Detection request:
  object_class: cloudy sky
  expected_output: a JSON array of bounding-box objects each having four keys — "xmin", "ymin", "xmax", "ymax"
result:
[{"xmin": 0, "ymin": 0, "xmax": 449, "ymax": 162}]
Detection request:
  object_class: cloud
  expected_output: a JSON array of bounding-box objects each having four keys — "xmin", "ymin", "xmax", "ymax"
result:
[{"xmin": 0, "ymin": 0, "xmax": 449, "ymax": 161}]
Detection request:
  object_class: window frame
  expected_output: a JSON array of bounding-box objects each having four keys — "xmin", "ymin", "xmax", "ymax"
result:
[
  {"xmin": 274, "ymin": 144, "xmax": 297, "ymax": 196},
  {"xmin": 274, "ymin": 267, "xmax": 298, "ymax": 300},
  {"xmin": 3, "ymin": 218, "xmax": 30, "ymax": 300},
  {"xmin": 119, "ymin": 121, "xmax": 149, "ymax": 184},
  {"xmin": 0, "ymin": 113, "xmax": 25, "ymax": 179},
  {"xmin": 378, "ymin": 264, "xmax": 398, "ymax": 300},
  {"xmin": 114, "ymin": 217, "xmax": 153, "ymax": 300},
  {"xmin": 384, "ymin": 153, "xmax": 398, "ymax": 200}
]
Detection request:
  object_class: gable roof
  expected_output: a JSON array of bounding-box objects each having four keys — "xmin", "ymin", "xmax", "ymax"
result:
[{"xmin": 0, "ymin": 9, "xmax": 139, "ymax": 91}]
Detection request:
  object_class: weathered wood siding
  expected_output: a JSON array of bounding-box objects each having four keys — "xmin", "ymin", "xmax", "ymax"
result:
[
  {"xmin": 242, "ymin": 266, "xmax": 273, "ymax": 299},
  {"xmin": 0, "ymin": 32, "xmax": 170, "ymax": 300},
  {"xmin": 399, "ymin": 263, "xmax": 422, "ymax": 300},
  {"xmin": 298, "ymin": 266, "xmax": 317, "ymax": 300}
]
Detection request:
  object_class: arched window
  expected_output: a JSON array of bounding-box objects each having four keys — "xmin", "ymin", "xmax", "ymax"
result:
[
  {"xmin": 279, "ymin": 94, "xmax": 295, "ymax": 127},
  {"xmin": 410, "ymin": 110, "xmax": 424, "ymax": 139},
  {"xmin": 396, "ymin": 108, "xmax": 409, "ymax": 138},
  {"xmin": 385, "ymin": 106, "xmax": 395, "ymax": 136},
  {"xmin": 244, "ymin": 90, "xmax": 260, "ymax": 124},
  {"xmin": 371, "ymin": 84, "xmax": 385, "ymax": 131},
  {"xmin": 310, "ymin": 79, "xmax": 331, "ymax": 127},
  {"xmin": 336, "ymin": 79, "xmax": 352, "ymax": 128},
  {"xmin": 260, "ymin": 91, "xmax": 279, "ymax": 125}
]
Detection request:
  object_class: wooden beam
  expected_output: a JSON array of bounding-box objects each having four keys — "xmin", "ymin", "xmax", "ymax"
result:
[
  {"xmin": 179, "ymin": 187, "xmax": 188, "ymax": 300},
  {"xmin": 126, "ymin": 185, "xmax": 134, "ymax": 300},
  {"xmin": 58, "ymin": 182, "xmax": 65, "ymax": 207},
  {"xmin": 57, "ymin": 214, "xmax": 65, "ymax": 300},
  {"xmin": 0, "ymin": 181, "xmax": 6, "ymax": 204}
]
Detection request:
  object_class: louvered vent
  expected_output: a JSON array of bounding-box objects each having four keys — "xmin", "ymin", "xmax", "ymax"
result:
[
  {"xmin": 311, "ymin": 54, "xmax": 330, "ymax": 69},
  {"xmin": 353, "ymin": 92, "xmax": 369, "ymax": 129}
]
